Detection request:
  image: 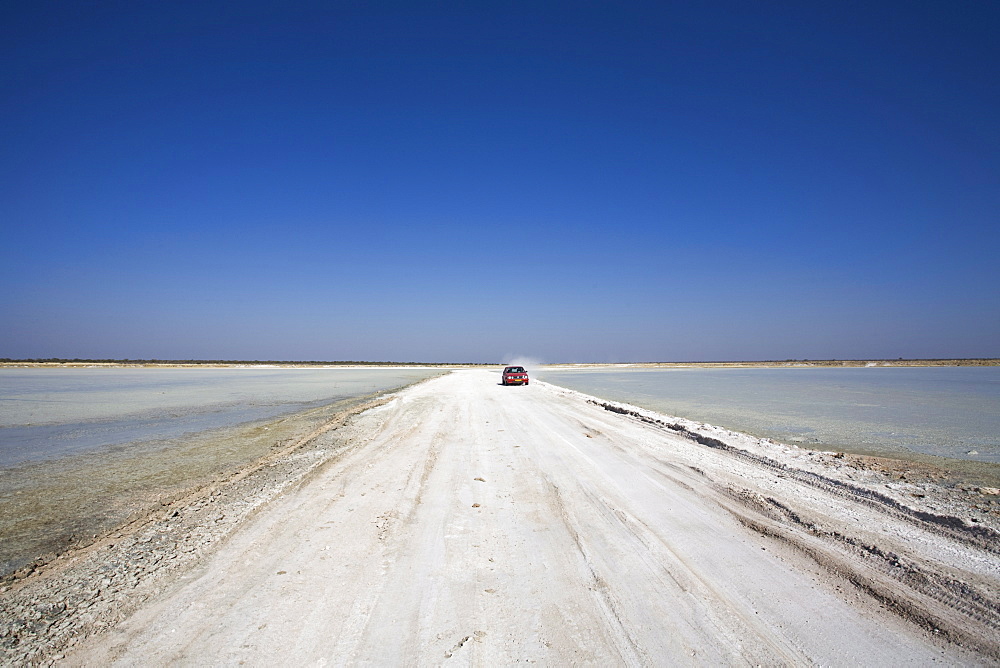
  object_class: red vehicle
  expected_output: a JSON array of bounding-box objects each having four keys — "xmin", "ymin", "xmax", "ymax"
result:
[{"xmin": 502, "ymin": 366, "xmax": 529, "ymax": 386}]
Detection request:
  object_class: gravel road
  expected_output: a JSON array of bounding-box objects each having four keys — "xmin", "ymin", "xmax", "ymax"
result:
[{"xmin": 20, "ymin": 370, "xmax": 1000, "ymax": 664}]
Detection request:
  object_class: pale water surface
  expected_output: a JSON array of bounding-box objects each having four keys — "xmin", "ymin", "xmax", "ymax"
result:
[
  {"xmin": 0, "ymin": 368, "xmax": 442, "ymax": 468},
  {"xmin": 0, "ymin": 367, "xmax": 445, "ymax": 575},
  {"xmin": 537, "ymin": 367, "xmax": 1000, "ymax": 464}
]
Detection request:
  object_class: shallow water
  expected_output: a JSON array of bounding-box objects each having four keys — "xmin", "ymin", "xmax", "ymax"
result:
[
  {"xmin": 0, "ymin": 367, "xmax": 444, "ymax": 577},
  {"xmin": 0, "ymin": 368, "xmax": 442, "ymax": 467},
  {"xmin": 537, "ymin": 367, "xmax": 1000, "ymax": 464}
]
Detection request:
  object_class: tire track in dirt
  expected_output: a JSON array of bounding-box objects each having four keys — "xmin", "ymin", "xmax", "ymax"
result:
[
  {"xmin": 591, "ymin": 399, "xmax": 1000, "ymax": 552},
  {"xmin": 44, "ymin": 371, "xmax": 999, "ymax": 665},
  {"xmin": 529, "ymin": 414, "xmax": 809, "ymax": 664},
  {"xmin": 584, "ymin": 393, "xmax": 1000, "ymax": 661}
]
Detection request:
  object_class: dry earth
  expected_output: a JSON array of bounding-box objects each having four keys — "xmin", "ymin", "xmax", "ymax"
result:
[{"xmin": 4, "ymin": 369, "xmax": 999, "ymax": 665}]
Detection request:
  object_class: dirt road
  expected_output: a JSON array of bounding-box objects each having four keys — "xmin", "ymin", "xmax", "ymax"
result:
[{"xmin": 64, "ymin": 370, "xmax": 998, "ymax": 665}]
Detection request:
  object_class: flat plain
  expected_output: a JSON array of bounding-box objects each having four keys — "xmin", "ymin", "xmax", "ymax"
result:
[{"xmin": 3, "ymin": 370, "xmax": 998, "ymax": 664}]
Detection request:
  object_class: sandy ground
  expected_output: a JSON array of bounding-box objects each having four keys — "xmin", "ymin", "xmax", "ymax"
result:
[{"xmin": 6, "ymin": 370, "xmax": 1000, "ymax": 665}]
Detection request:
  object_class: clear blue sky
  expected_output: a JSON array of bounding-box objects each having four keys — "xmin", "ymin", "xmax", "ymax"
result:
[{"xmin": 2, "ymin": 1, "xmax": 998, "ymax": 362}]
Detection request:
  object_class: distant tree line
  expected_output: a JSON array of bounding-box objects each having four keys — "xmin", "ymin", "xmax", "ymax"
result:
[{"xmin": 3, "ymin": 358, "xmax": 996, "ymax": 366}]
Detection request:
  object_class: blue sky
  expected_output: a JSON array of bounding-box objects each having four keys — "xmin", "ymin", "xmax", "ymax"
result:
[{"xmin": 2, "ymin": 1, "xmax": 998, "ymax": 362}]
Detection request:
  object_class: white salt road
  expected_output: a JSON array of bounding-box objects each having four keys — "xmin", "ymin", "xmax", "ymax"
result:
[{"xmin": 67, "ymin": 370, "xmax": 993, "ymax": 665}]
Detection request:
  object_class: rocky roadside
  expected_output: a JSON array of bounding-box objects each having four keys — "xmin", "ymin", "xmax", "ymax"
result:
[
  {"xmin": 4, "ymin": 381, "xmax": 998, "ymax": 665},
  {"xmin": 586, "ymin": 396, "xmax": 1000, "ymax": 538},
  {"xmin": 0, "ymin": 395, "xmax": 390, "ymax": 666}
]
